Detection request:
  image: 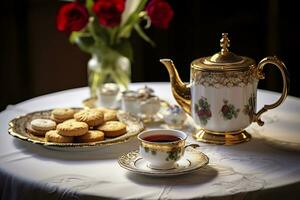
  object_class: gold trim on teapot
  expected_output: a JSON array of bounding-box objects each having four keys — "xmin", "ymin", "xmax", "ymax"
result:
[{"xmin": 160, "ymin": 33, "xmax": 289, "ymax": 145}]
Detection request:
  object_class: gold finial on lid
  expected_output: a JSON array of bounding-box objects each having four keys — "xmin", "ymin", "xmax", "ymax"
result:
[
  {"xmin": 206, "ymin": 33, "xmax": 243, "ymax": 64},
  {"xmin": 220, "ymin": 33, "xmax": 230, "ymax": 54}
]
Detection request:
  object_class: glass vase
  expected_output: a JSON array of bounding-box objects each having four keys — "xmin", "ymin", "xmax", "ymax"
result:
[{"xmin": 87, "ymin": 52, "xmax": 131, "ymax": 97}]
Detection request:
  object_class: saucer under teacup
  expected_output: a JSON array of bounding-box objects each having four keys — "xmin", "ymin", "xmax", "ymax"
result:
[
  {"xmin": 118, "ymin": 147, "xmax": 209, "ymax": 177},
  {"xmin": 147, "ymin": 162, "xmax": 176, "ymax": 170}
]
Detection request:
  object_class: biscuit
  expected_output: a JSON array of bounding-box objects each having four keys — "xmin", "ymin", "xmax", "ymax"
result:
[
  {"xmin": 57, "ymin": 121, "xmax": 88, "ymax": 136},
  {"xmin": 30, "ymin": 119, "xmax": 56, "ymax": 131},
  {"xmin": 75, "ymin": 130, "xmax": 105, "ymax": 143},
  {"xmin": 50, "ymin": 114, "xmax": 65, "ymax": 123},
  {"xmin": 74, "ymin": 109, "xmax": 104, "ymax": 127},
  {"xmin": 45, "ymin": 130, "xmax": 73, "ymax": 143},
  {"xmin": 97, "ymin": 108, "xmax": 117, "ymax": 121},
  {"xmin": 97, "ymin": 121, "xmax": 126, "ymax": 137},
  {"xmin": 26, "ymin": 123, "xmax": 48, "ymax": 136},
  {"xmin": 63, "ymin": 118, "xmax": 77, "ymax": 123},
  {"xmin": 52, "ymin": 108, "xmax": 75, "ymax": 121}
]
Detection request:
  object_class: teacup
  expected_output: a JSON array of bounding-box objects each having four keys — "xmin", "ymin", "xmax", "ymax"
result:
[{"xmin": 137, "ymin": 129, "xmax": 188, "ymax": 170}]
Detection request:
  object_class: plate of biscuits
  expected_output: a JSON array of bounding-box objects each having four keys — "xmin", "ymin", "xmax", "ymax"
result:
[{"xmin": 8, "ymin": 107, "xmax": 144, "ymax": 150}]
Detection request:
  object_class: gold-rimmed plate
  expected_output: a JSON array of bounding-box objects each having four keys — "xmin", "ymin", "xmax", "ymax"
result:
[
  {"xmin": 8, "ymin": 108, "xmax": 144, "ymax": 151},
  {"xmin": 118, "ymin": 147, "xmax": 209, "ymax": 177}
]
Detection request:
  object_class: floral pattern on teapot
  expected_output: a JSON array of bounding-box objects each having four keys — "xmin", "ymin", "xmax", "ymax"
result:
[
  {"xmin": 243, "ymin": 93, "xmax": 256, "ymax": 122},
  {"xmin": 220, "ymin": 99, "xmax": 240, "ymax": 120},
  {"xmin": 194, "ymin": 97, "xmax": 212, "ymax": 126},
  {"xmin": 161, "ymin": 33, "xmax": 289, "ymax": 144},
  {"xmin": 194, "ymin": 96, "xmax": 257, "ymax": 123}
]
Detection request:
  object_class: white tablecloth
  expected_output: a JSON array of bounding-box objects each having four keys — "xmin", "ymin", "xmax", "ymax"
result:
[{"xmin": 1, "ymin": 82, "xmax": 300, "ymax": 200}]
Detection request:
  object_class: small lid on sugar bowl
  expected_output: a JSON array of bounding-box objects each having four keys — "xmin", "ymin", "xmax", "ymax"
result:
[
  {"xmin": 99, "ymin": 83, "xmax": 120, "ymax": 95},
  {"xmin": 191, "ymin": 33, "xmax": 255, "ymax": 72}
]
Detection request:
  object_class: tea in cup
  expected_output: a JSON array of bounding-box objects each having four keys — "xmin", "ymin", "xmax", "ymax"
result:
[{"xmin": 137, "ymin": 129, "xmax": 188, "ymax": 170}]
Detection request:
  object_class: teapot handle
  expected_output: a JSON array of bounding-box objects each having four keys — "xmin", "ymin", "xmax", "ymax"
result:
[{"xmin": 254, "ymin": 56, "xmax": 290, "ymax": 126}]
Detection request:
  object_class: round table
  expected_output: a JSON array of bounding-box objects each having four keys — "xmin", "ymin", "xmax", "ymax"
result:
[{"xmin": 1, "ymin": 82, "xmax": 300, "ymax": 200}]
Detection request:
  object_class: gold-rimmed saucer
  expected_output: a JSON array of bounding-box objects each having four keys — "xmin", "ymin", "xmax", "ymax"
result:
[{"xmin": 118, "ymin": 147, "xmax": 209, "ymax": 177}]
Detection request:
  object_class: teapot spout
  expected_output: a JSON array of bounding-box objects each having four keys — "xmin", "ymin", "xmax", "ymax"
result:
[{"xmin": 160, "ymin": 59, "xmax": 191, "ymax": 114}]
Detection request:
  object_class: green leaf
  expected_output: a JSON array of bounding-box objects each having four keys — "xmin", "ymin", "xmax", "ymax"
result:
[
  {"xmin": 108, "ymin": 27, "xmax": 119, "ymax": 45},
  {"xmin": 87, "ymin": 19, "xmax": 109, "ymax": 48},
  {"xmin": 122, "ymin": 0, "xmax": 148, "ymax": 25},
  {"xmin": 69, "ymin": 31, "xmax": 96, "ymax": 54},
  {"xmin": 117, "ymin": 24, "xmax": 133, "ymax": 39},
  {"xmin": 117, "ymin": 0, "xmax": 148, "ymax": 39},
  {"xmin": 134, "ymin": 24, "xmax": 155, "ymax": 47},
  {"xmin": 135, "ymin": 0, "xmax": 148, "ymax": 13},
  {"xmin": 86, "ymin": 0, "xmax": 94, "ymax": 11},
  {"xmin": 117, "ymin": 13, "xmax": 140, "ymax": 39},
  {"xmin": 69, "ymin": 31, "xmax": 81, "ymax": 44},
  {"xmin": 112, "ymin": 40, "xmax": 133, "ymax": 61}
]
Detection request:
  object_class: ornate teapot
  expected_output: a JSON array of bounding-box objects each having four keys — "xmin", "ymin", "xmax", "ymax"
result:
[{"xmin": 160, "ymin": 33, "xmax": 289, "ymax": 145}]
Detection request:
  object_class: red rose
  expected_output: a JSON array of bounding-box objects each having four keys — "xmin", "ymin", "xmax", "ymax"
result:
[
  {"xmin": 56, "ymin": 2, "xmax": 89, "ymax": 33},
  {"xmin": 206, "ymin": 110, "xmax": 212, "ymax": 118},
  {"xmin": 198, "ymin": 110, "xmax": 206, "ymax": 117},
  {"xmin": 221, "ymin": 105, "xmax": 229, "ymax": 114},
  {"xmin": 146, "ymin": 0, "xmax": 174, "ymax": 29},
  {"xmin": 92, "ymin": 0, "xmax": 125, "ymax": 28}
]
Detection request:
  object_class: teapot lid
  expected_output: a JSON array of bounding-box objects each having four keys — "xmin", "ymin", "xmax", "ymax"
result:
[{"xmin": 191, "ymin": 33, "xmax": 255, "ymax": 71}]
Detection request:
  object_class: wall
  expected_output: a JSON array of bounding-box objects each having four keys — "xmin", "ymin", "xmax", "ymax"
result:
[{"xmin": 0, "ymin": 0, "xmax": 297, "ymax": 111}]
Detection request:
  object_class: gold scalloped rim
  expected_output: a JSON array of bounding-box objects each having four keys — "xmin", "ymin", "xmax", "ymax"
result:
[
  {"xmin": 8, "ymin": 108, "xmax": 144, "ymax": 148},
  {"xmin": 118, "ymin": 148, "xmax": 209, "ymax": 176}
]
